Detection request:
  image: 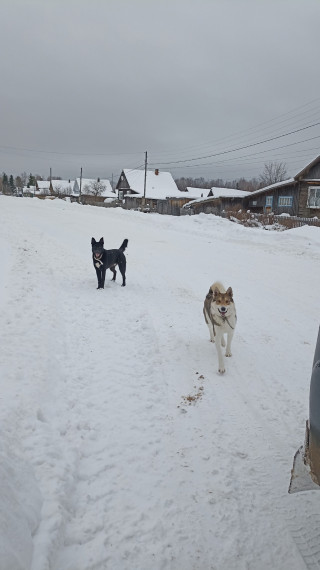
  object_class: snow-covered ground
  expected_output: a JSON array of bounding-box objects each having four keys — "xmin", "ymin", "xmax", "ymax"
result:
[{"xmin": 1, "ymin": 195, "xmax": 320, "ymax": 570}]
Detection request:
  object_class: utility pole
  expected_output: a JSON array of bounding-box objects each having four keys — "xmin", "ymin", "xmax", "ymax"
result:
[
  {"xmin": 79, "ymin": 167, "xmax": 82, "ymax": 203},
  {"xmin": 143, "ymin": 151, "xmax": 147, "ymax": 203},
  {"xmin": 49, "ymin": 167, "xmax": 52, "ymax": 195}
]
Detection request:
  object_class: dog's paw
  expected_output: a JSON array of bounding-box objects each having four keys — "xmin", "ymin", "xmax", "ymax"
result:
[
  {"xmin": 210, "ymin": 338, "xmax": 215, "ymax": 343},
  {"xmin": 218, "ymin": 368, "xmax": 226, "ymax": 374},
  {"xmin": 225, "ymin": 351, "xmax": 232, "ymax": 357}
]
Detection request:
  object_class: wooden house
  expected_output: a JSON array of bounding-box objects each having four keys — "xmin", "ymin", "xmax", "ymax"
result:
[
  {"xmin": 183, "ymin": 187, "xmax": 250, "ymax": 215},
  {"xmin": 73, "ymin": 178, "xmax": 116, "ymax": 201},
  {"xmin": 244, "ymin": 155, "xmax": 320, "ymax": 217},
  {"xmin": 116, "ymin": 168, "xmax": 180, "ymax": 199},
  {"xmin": 116, "ymin": 168, "xmax": 196, "ymax": 213},
  {"xmin": 35, "ymin": 179, "xmax": 74, "ymax": 196},
  {"xmin": 35, "ymin": 180, "xmax": 52, "ymax": 195}
]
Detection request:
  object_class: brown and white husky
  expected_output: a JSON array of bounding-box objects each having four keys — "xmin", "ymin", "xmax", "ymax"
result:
[{"xmin": 203, "ymin": 282, "xmax": 237, "ymax": 374}]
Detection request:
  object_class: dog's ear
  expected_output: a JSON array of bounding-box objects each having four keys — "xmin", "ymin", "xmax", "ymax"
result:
[
  {"xmin": 213, "ymin": 286, "xmax": 220, "ymax": 298},
  {"xmin": 91, "ymin": 237, "xmax": 96, "ymax": 244},
  {"xmin": 206, "ymin": 288, "xmax": 213, "ymax": 300},
  {"xmin": 99, "ymin": 237, "xmax": 104, "ymax": 245},
  {"xmin": 226, "ymin": 287, "xmax": 233, "ymax": 299}
]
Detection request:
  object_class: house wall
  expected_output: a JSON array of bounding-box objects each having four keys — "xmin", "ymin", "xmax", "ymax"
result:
[
  {"xmin": 116, "ymin": 172, "xmax": 131, "ymax": 196},
  {"xmin": 246, "ymin": 183, "xmax": 299, "ymax": 215},
  {"xmin": 190, "ymin": 197, "xmax": 245, "ymax": 215},
  {"xmin": 298, "ymin": 182, "xmax": 320, "ymax": 217}
]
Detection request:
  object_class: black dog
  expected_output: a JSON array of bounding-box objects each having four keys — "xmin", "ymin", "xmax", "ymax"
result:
[{"xmin": 91, "ymin": 237, "xmax": 128, "ymax": 289}]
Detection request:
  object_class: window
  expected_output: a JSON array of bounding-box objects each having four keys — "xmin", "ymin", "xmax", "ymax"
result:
[
  {"xmin": 308, "ymin": 186, "xmax": 320, "ymax": 208},
  {"xmin": 266, "ymin": 196, "xmax": 273, "ymax": 206},
  {"xmin": 278, "ymin": 196, "xmax": 293, "ymax": 207}
]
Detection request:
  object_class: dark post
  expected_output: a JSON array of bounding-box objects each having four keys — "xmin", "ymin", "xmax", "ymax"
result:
[
  {"xmin": 143, "ymin": 151, "xmax": 147, "ymax": 203},
  {"xmin": 79, "ymin": 167, "xmax": 82, "ymax": 203}
]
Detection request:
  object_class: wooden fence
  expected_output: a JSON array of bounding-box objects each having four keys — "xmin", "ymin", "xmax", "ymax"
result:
[{"xmin": 224, "ymin": 211, "xmax": 320, "ymax": 229}]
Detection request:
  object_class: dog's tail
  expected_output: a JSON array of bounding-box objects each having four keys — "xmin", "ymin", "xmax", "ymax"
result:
[{"xmin": 119, "ymin": 239, "xmax": 128, "ymax": 252}]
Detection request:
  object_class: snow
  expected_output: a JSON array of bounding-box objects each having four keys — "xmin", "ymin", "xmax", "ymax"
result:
[
  {"xmin": 210, "ymin": 186, "xmax": 250, "ymax": 198},
  {"xmin": 1, "ymin": 195, "xmax": 320, "ymax": 570},
  {"xmin": 122, "ymin": 169, "xmax": 181, "ymax": 199},
  {"xmin": 249, "ymin": 178, "xmax": 296, "ymax": 196},
  {"xmin": 74, "ymin": 178, "xmax": 114, "ymax": 197},
  {"xmin": 51, "ymin": 180, "xmax": 74, "ymax": 193},
  {"xmin": 186, "ymin": 187, "xmax": 211, "ymax": 198}
]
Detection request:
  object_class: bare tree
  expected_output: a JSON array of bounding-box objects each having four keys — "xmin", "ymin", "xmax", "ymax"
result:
[
  {"xmin": 20, "ymin": 172, "xmax": 27, "ymax": 187},
  {"xmin": 259, "ymin": 162, "xmax": 287, "ymax": 187},
  {"xmin": 15, "ymin": 176, "xmax": 23, "ymax": 194},
  {"xmin": 85, "ymin": 180, "xmax": 106, "ymax": 197}
]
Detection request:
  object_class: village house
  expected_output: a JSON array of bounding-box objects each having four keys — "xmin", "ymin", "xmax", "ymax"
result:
[
  {"xmin": 33, "ymin": 179, "xmax": 74, "ymax": 197},
  {"xmin": 243, "ymin": 155, "xmax": 320, "ymax": 217},
  {"xmin": 116, "ymin": 168, "xmax": 197, "ymax": 214},
  {"xmin": 73, "ymin": 178, "xmax": 116, "ymax": 201},
  {"xmin": 183, "ymin": 187, "xmax": 250, "ymax": 215},
  {"xmin": 51, "ymin": 180, "xmax": 74, "ymax": 196},
  {"xmin": 116, "ymin": 168, "xmax": 179, "ymax": 199},
  {"xmin": 35, "ymin": 180, "xmax": 52, "ymax": 195}
]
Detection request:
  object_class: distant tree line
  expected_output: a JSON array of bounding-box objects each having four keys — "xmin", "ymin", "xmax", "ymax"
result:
[
  {"xmin": 0, "ymin": 172, "xmax": 40, "ymax": 194},
  {"xmin": 175, "ymin": 162, "xmax": 287, "ymax": 192},
  {"xmin": 0, "ymin": 171, "xmax": 61, "ymax": 195},
  {"xmin": 1, "ymin": 161, "xmax": 287, "ymax": 196}
]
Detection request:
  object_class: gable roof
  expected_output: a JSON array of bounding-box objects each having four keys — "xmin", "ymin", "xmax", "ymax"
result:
[
  {"xmin": 36, "ymin": 180, "xmax": 51, "ymax": 190},
  {"xmin": 247, "ymin": 155, "xmax": 320, "ymax": 199},
  {"xmin": 121, "ymin": 169, "xmax": 180, "ymax": 199},
  {"xmin": 295, "ymin": 154, "xmax": 320, "ymax": 180}
]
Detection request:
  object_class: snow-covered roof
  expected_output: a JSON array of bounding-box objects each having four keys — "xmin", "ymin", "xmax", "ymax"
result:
[
  {"xmin": 51, "ymin": 180, "xmax": 74, "ymax": 192},
  {"xmin": 75, "ymin": 178, "xmax": 114, "ymax": 197},
  {"xmin": 210, "ymin": 187, "xmax": 250, "ymax": 198},
  {"xmin": 249, "ymin": 178, "xmax": 296, "ymax": 197},
  {"xmin": 186, "ymin": 187, "xmax": 211, "ymax": 199},
  {"xmin": 122, "ymin": 169, "xmax": 181, "ymax": 199},
  {"xmin": 36, "ymin": 180, "xmax": 51, "ymax": 189}
]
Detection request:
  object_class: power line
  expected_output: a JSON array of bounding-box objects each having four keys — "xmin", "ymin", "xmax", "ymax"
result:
[{"xmin": 151, "ymin": 121, "xmax": 320, "ymax": 167}]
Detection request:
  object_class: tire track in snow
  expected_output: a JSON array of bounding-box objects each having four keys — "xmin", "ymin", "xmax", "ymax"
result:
[
  {"xmin": 132, "ymin": 257, "xmax": 311, "ymax": 570},
  {"xmin": 48, "ymin": 277, "xmax": 182, "ymax": 570}
]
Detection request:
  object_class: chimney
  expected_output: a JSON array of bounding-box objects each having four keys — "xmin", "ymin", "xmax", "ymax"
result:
[{"xmin": 155, "ymin": 169, "xmax": 159, "ymax": 176}]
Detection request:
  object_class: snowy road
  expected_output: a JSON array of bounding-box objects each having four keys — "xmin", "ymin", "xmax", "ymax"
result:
[{"xmin": 1, "ymin": 196, "xmax": 320, "ymax": 570}]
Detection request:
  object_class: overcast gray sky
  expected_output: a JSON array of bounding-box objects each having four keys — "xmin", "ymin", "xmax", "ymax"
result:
[{"xmin": 1, "ymin": 0, "xmax": 320, "ymax": 184}]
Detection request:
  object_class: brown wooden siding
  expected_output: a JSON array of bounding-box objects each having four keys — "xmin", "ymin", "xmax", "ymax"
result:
[{"xmin": 298, "ymin": 182, "xmax": 320, "ymax": 218}]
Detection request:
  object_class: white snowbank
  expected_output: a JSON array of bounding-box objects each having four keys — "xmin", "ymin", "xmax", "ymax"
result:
[{"xmin": 1, "ymin": 195, "xmax": 320, "ymax": 570}]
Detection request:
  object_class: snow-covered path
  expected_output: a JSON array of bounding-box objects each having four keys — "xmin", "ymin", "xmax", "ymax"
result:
[{"xmin": 1, "ymin": 196, "xmax": 320, "ymax": 570}]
